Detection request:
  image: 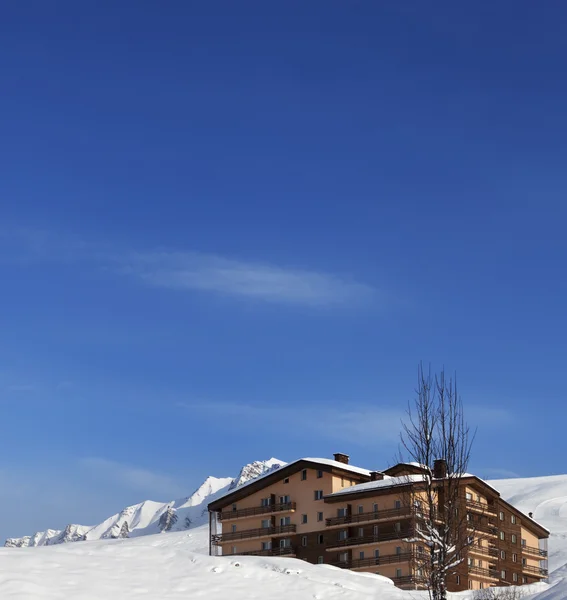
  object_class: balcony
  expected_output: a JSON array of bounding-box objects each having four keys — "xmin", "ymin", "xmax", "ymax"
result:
[
  {"xmin": 212, "ymin": 524, "xmax": 296, "ymax": 544},
  {"xmin": 522, "ymin": 564, "xmax": 548, "ymax": 577},
  {"xmin": 467, "ymin": 521, "xmax": 498, "ymax": 537},
  {"xmin": 522, "ymin": 545, "xmax": 548, "ymax": 558},
  {"xmin": 469, "ymin": 565, "xmax": 499, "ymax": 580},
  {"xmin": 332, "ymin": 551, "xmax": 414, "ymax": 570},
  {"xmin": 392, "ymin": 575, "xmax": 426, "ymax": 588},
  {"xmin": 326, "ymin": 528, "xmax": 415, "ymax": 551},
  {"xmin": 219, "ymin": 502, "xmax": 297, "ymax": 521},
  {"xmin": 224, "ymin": 546, "xmax": 296, "ymax": 558},
  {"xmin": 326, "ymin": 506, "xmax": 415, "ymax": 528},
  {"xmin": 466, "ymin": 498, "xmax": 497, "ymax": 516},
  {"xmin": 468, "ymin": 545, "xmax": 498, "ymax": 558}
]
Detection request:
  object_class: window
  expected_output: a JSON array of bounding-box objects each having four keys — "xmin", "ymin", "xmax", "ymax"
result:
[
  {"xmin": 373, "ymin": 503, "xmax": 378, "ymax": 513},
  {"xmin": 317, "ymin": 556, "xmax": 324, "ymax": 564},
  {"xmin": 396, "ymin": 546, "xmax": 402, "ymax": 555},
  {"xmin": 480, "ymin": 583, "xmax": 484, "ymax": 589},
  {"xmin": 456, "ymin": 575, "xmax": 460, "ymax": 585},
  {"xmin": 231, "ymin": 546, "xmax": 237, "ymax": 554},
  {"xmin": 511, "ymin": 515, "xmax": 517, "ymax": 524},
  {"xmin": 337, "ymin": 507, "xmax": 347, "ymax": 518},
  {"xmin": 341, "ymin": 477, "xmax": 345, "ymax": 487},
  {"xmin": 317, "ymin": 470, "xmax": 323, "ymax": 479},
  {"xmin": 511, "ymin": 534, "xmax": 517, "ymax": 544},
  {"xmin": 501, "ymin": 550, "xmax": 506, "ymax": 559},
  {"xmin": 394, "ymin": 522, "xmax": 401, "ymax": 532},
  {"xmin": 513, "ymin": 573, "xmax": 518, "ymax": 582},
  {"xmin": 396, "ymin": 568, "xmax": 402, "ymax": 578},
  {"xmin": 359, "ymin": 551, "xmax": 365, "ymax": 559},
  {"xmin": 231, "ymin": 525, "xmax": 237, "ymax": 533},
  {"xmin": 260, "ymin": 498, "xmax": 271, "ymax": 507},
  {"xmin": 501, "ymin": 570, "xmax": 506, "ymax": 580},
  {"xmin": 232, "ymin": 503, "xmax": 237, "ymax": 511},
  {"xmin": 317, "ymin": 534, "xmax": 324, "ymax": 544},
  {"xmin": 261, "ymin": 519, "xmax": 271, "ymax": 529},
  {"xmin": 358, "ymin": 505, "xmax": 364, "ymax": 514},
  {"xmin": 280, "ymin": 538, "xmax": 291, "ymax": 548},
  {"xmin": 468, "ymin": 557, "xmax": 473, "ymax": 567},
  {"xmin": 280, "ymin": 495, "xmax": 291, "ymax": 504},
  {"xmin": 468, "ymin": 581, "xmax": 473, "ymax": 590},
  {"xmin": 314, "ymin": 490, "xmax": 323, "ymax": 500},
  {"xmin": 417, "ymin": 545, "xmax": 424, "ymax": 554},
  {"xmin": 500, "ymin": 531, "xmax": 505, "ymax": 541},
  {"xmin": 284, "ymin": 477, "xmax": 289, "ymax": 484},
  {"xmin": 512, "ymin": 553, "xmax": 517, "ymax": 562},
  {"xmin": 338, "ymin": 530, "xmax": 348, "ymax": 541},
  {"xmin": 280, "ymin": 516, "xmax": 291, "ymax": 526},
  {"xmin": 317, "ymin": 512, "xmax": 323, "ymax": 522},
  {"xmin": 373, "ymin": 525, "xmax": 379, "ymax": 535},
  {"xmin": 301, "ymin": 536, "xmax": 307, "ymax": 547},
  {"xmin": 476, "ymin": 494, "xmax": 481, "ymax": 502},
  {"xmin": 339, "ymin": 552, "xmax": 348, "ymax": 562},
  {"xmin": 301, "ymin": 469, "xmax": 307, "ymax": 481},
  {"xmin": 374, "ymin": 549, "xmax": 380, "ymax": 558},
  {"xmin": 261, "ymin": 541, "xmax": 272, "ymax": 550},
  {"xmin": 466, "ymin": 492, "xmax": 473, "ymax": 500},
  {"xmin": 500, "ymin": 511, "xmax": 505, "ymax": 521},
  {"xmin": 301, "ymin": 514, "xmax": 308, "ymax": 524},
  {"xmin": 357, "ymin": 527, "xmax": 364, "ymax": 537},
  {"xmin": 394, "ymin": 500, "xmax": 401, "ymax": 509},
  {"xmin": 522, "ymin": 558, "xmax": 527, "ymax": 567},
  {"xmin": 478, "ymin": 560, "xmax": 483, "ymax": 568},
  {"xmin": 521, "ymin": 538, "xmax": 527, "ymax": 547},
  {"xmin": 522, "ymin": 577, "xmax": 528, "ymax": 584}
]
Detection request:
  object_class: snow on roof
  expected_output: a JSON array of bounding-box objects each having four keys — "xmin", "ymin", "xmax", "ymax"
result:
[
  {"xmin": 301, "ymin": 458, "xmax": 371, "ymax": 477},
  {"xmin": 328, "ymin": 474, "xmax": 426, "ymax": 497},
  {"xmin": 212, "ymin": 457, "xmax": 371, "ymax": 503}
]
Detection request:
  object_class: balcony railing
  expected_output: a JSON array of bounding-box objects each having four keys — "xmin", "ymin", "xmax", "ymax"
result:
[
  {"xmin": 392, "ymin": 575, "xmax": 426, "ymax": 588},
  {"xmin": 332, "ymin": 551, "xmax": 414, "ymax": 569},
  {"xmin": 326, "ymin": 528, "xmax": 415, "ymax": 550},
  {"xmin": 522, "ymin": 564, "xmax": 548, "ymax": 577},
  {"xmin": 469, "ymin": 566, "xmax": 499, "ymax": 579},
  {"xmin": 326, "ymin": 506, "xmax": 415, "ymax": 527},
  {"xmin": 466, "ymin": 499, "xmax": 497, "ymax": 515},
  {"xmin": 467, "ymin": 521, "xmax": 498, "ymax": 536},
  {"xmin": 522, "ymin": 545, "xmax": 548, "ymax": 558},
  {"xmin": 224, "ymin": 546, "xmax": 296, "ymax": 558},
  {"xmin": 219, "ymin": 502, "xmax": 297, "ymax": 521},
  {"xmin": 468, "ymin": 545, "xmax": 498, "ymax": 558},
  {"xmin": 212, "ymin": 524, "xmax": 296, "ymax": 544}
]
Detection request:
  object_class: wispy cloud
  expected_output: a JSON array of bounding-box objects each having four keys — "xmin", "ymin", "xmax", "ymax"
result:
[
  {"xmin": 1, "ymin": 229, "xmax": 376, "ymax": 307},
  {"xmin": 477, "ymin": 467, "xmax": 521, "ymax": 479},
  {"xmin": 177, "ymin": 400, "xmax": 403, "ymax": 447},
  {"xmin": 120, "ymin": 251, "xmax": 374, "ymax": 307},
  {"xmin": 79, "ymin": 457, "xmax": 187, "ymax": 499}
]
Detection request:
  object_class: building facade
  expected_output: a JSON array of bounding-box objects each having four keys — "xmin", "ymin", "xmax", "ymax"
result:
[{"xmin": 207, "ymin": 454, "xmax": 549, "ymax": 592}]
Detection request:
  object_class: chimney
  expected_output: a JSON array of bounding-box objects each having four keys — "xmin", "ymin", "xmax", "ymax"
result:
[
  {"xmin": 333, "ymin": 453, "xmax": 350, "ymax": 465},
  {"xmin": 433, "ymin": 459, "xmax": 448, "ymax": 479},
  {"xmin": 529, "ymin": 512, "xmax": 533, "ymax": 518},
  {"xmin": 370, "ymin": 471, "xmax": 384, "ymax": 481}
]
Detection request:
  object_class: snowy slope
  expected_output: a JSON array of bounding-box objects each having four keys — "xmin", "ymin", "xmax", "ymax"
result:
[
  {"xmin": 5, "ymin": 459, "xmax": 285, "ymax": 548},
  {"xmin": 0, "ymin": 525, "xmax": 553, "ymax": 600},
  {"xmin": 489, "ymin": 474, "xmax": 567, "ymax": 572}
]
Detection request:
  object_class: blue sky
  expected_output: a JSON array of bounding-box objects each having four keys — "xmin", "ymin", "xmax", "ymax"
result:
[{"xmin": 1, "ymin": 1, "xmax": 567, "ymax": 541}]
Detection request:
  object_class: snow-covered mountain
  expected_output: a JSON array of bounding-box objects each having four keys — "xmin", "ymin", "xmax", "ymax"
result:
[{"xmin": 4, "ymin": 458, "xmax": 285, "ymax": 548}]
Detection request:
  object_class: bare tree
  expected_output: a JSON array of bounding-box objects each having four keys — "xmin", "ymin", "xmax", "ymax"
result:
[{"xmin": 400, "ymin": 363, "xmax": 475, "ymax": 600}]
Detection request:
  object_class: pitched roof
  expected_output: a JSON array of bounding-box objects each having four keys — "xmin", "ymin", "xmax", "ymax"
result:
[
  {"xmin": 207, "ymin": 457, "xmax": 370, "ymax": 510},
  {"xmin": 326, "ymin": 474, "xmax": 426, "ymax": 498}
]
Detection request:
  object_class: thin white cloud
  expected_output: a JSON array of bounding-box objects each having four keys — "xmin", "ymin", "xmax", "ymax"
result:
[
  {"xmin": 478, "ymin": 467, "xmax": 521, "ymax": 479},
  {"xmin": 177, "ymin": 401, "xmax": 403, "ymax": 446},
  {"xmin": 119, "ymin": 250, "xmax": 374, "ymax": 307},
  {"xmin": 80, "ymin": 457, "xmax": 187, "ymax": 499},
  {"xmin": 1, "ymin": 229, "xmax": 376, "ymax": 307}
]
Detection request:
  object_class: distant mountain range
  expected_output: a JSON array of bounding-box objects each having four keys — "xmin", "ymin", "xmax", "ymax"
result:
[{"xmin": 4, "ymin": 458, "xmax": 285, "ymax": 548}]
